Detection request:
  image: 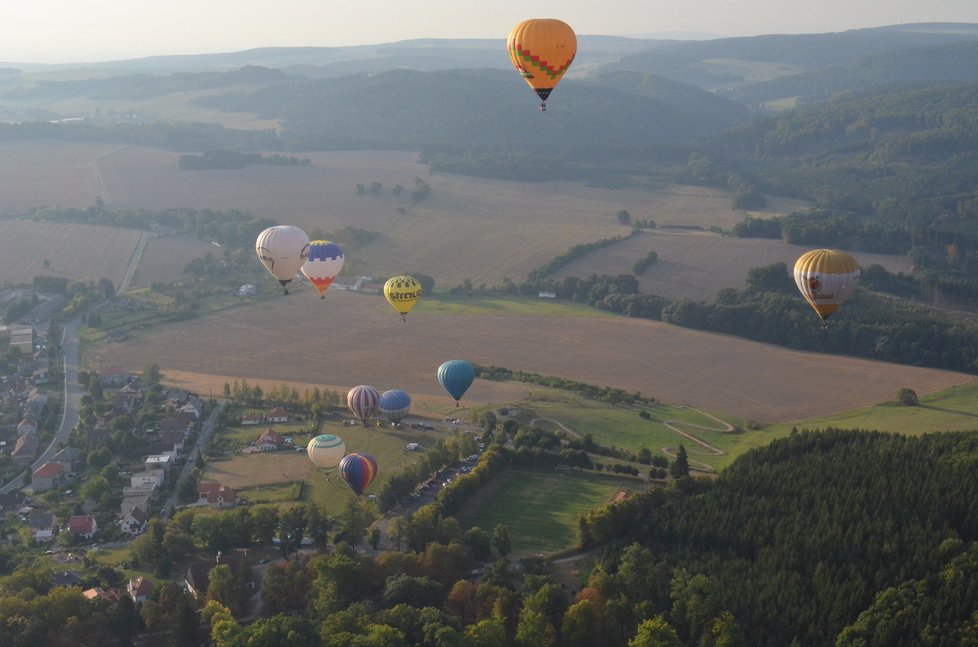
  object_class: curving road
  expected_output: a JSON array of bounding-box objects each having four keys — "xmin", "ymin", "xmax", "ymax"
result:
[{"xmin": 1, "ymin": 317, "xmax": 84, "ymax": 494}]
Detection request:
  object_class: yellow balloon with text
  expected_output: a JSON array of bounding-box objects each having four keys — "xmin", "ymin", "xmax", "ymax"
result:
[{"xmin": 384, "ymin": 276, "xmax": 422, "ymax": 322}]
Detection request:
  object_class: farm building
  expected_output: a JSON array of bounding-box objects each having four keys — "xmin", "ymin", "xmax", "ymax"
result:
[{"xmin": 241, "ymin": 413, "xmax": 262, "ymax": 425}]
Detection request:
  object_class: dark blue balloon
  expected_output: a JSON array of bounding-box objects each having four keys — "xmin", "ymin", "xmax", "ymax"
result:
[
  {"xmin": 437, "ymin": 360, "xmax": 475, "ymax": 405},
  {"xmin": 378, "ymin": 389, "xmax": 412, "ymax": 423}
]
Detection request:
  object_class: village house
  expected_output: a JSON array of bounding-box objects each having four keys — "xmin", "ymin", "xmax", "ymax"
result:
[
  {"xmin": 98, "ymin": 367, "xmax": 129, "ymax": 387},
  {"xmin": 52, "ymin": 570, "xmax": 83, "ymax": 587},
  {"xmin": 11, "ymin": 434, "xmax": 37, "ymax": 465},
  {"xmin": 144, "ymin": 452, "xmax": 175, "ymax": 472},
  {"xmin": 254, "ymin": 428, "xmax": 285, "ymax": 452},
  {"xmin": 31, "ymin": 367, "xmax": 50, "ymax": 385},
  {"xmin": 83, "ymin": 587, "xmax": 120, "ymax": 604},
  {"xmin": 16, "ymin": 414, "xmax": 37, "ymax": 436},
  {"xmin": 198, "ymin": 482, "xmax": 237, "ymax": 508},
  {"xmin": 121, "ymin": 494, "xmax": 151, "ymax": 519},
  {"xmin": 266, "ymin": 407, "xmax": 289, "ymax": 423},
  {"xmin": 180, "ymin": 396, "xmax": 205, "ymax": 419},
  {"xmin": 111, "ymin": 391, "xmax": 140, "ymax": 413},
  {"xmin": 68, "ymin": 514, "xmax": 98, "ymax": 539},
  {"xmin": 51, "ymin": 446, "xmax": 83, "ymax": 472},
  {"xmin": 185, "ymin": 551, "xmax": 248, "ymax": 599},
  {"xmin": 240, "ymin": 413, "xmax": 262, "ymax": 425},
  {"xmin": 31, "ymin": 462, "xmax": 67, "ymax": 492},
  {"xmin": 128, "ymin": 576, "xmax": 155, "ymax": 604},
  {"xmin": 120, "ymin": 506, "xmax": 148, "ymax": 535},
  {"xmin": 24, "ymin": 389, "xmax": 47, "ymax": 415},
  {"xmin": 130, "ymin": 471, "xmax": 164, "ymax": 493},
  {"xmin": 29, "ymin": 512, "xmax": 57, "ymax": 542},
  {"xmin": 160, "ymin": 429, "xmax": 187, "ymax": 454},
  {"xmin": 159, "ymin": 412, "xmax": 195, "ymax": 435},
  {"xmin": 165, "ymin": 388, "xmax": 192, "ymax": 406}
]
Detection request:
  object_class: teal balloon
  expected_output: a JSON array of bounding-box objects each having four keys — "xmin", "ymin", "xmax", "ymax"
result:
[{"xmin": 437, "ymin": 360, "xmax": 475, "ymax": 405}]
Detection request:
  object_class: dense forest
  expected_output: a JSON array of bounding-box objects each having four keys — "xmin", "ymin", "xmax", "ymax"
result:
[{"xmin": 580, "ymin": 429, "xmax": 978, "ymax": 646}]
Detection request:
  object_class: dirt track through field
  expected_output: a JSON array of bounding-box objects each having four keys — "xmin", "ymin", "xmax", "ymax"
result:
[{"xmin": 84, "ymin": 290, "xmax": 973, "ymax": 423}]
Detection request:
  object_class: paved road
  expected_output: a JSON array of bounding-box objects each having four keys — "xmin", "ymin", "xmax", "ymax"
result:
[
  {"xmin": 117, "ymin": 231, "xmax": 154, "ymax": 294},
  {"xmin": 1, "ymin": 317, "xmax": 84, "ymax": 494},
  {"xmin": 162, "ymin": 401, "xmax": 225, "ymax": 517}
]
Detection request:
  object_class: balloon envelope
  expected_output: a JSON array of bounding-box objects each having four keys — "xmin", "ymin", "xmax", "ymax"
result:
[
  {"xmin": 256, "ymin": 225, "xmax": 310, "ymax": 293},
  {"xmin": 347, "ymin": 385, "xmax": 380, "ymax": 427},
  {"xmin": 302, "ymin": 240, "xmax": 345, "ymax": 299},
  {"xmin": 339, "ymin": 452, "xmax": 379, "ymax": 496},
  {"xmin": 437, "ymin": 360, "xmax": 475, "ymax": 405},
  {"xmin": 306, "ymin": 434, "xmax": 345, "ymax": 470},
  {"xmin": 793, "ymin": 249, "xmax": 861, "ymax": 326},
  {"xmin": 384, "ymin": 275, "xmax": 422, "ymax": 322},
  {"xmin": 378, "ymin": 389, "xmax": 412, "ymax": 423},
  {"xmin": 507, "ymin": 18, "xmax": 577, "ymax": 110}
]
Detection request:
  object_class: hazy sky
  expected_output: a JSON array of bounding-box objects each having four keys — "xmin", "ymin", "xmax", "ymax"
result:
[{"xmin": 4, "ymin": 0, "xmax": 978, "ymax": 63}]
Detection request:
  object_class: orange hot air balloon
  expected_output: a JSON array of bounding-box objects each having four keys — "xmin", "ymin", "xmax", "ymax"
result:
[{"xmin": 507, "ymin": 19, "xmax": 577, "ymax": 111}]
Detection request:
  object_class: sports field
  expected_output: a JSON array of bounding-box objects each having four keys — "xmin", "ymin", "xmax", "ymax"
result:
[
  {"xmin": 456, "ymin": 466, "xmax": 640, "ymax": 556},
  {"xmin": 83, "ymin": 290, "xmax": 972, "ymax": 423}
]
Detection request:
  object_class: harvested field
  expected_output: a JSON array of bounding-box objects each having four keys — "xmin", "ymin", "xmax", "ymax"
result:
[
  {"xmin": 0, "ymin": 140, "xmax": 123, "ymax": 214},
  {"xmin": 83, "ymin": 290, "xmax": 972, "ymax": 423},
  {"xmin": 129, "ymin": 235, "xmax": 218, "ymax": 289},
  {"xmin": 93, "ymin": 146, "xmax": 807, "ymax": 286},
  {"xmin": 0, "ymin": 220, "xmax": 141, "ymax": 285},
  {"xmin": 204, "ymin": 451, "xmax": 312, "ymax": 490},
  {"xmin": 552, "ymin": 230, "xmax": 913, "ymax": 302}
]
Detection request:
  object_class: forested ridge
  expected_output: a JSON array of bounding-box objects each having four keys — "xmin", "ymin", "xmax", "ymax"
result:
[{"xmin": 580, "ymin": 429, "xmax": 978, "ymax": 646}]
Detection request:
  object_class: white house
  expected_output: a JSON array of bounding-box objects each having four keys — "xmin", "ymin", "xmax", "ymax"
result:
[
  {"xmin": 120, "ymin": 506, "xmax": 148, "ymax": 535},
  {"xmin": 130, "ymin": 471, "xmax": 164, "ymax": 492},
  {"xmin": 144, "ymin": 452, "xmax": 175, "ymax": 472}
]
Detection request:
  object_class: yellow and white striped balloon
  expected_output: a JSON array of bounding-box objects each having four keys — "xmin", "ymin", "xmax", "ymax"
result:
[{"xmin": 793, "ymin": 249, "xmax": 860, "ymax": 327}]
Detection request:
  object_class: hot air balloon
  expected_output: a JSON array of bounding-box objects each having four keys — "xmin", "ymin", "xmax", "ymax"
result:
[
  {"xmin": 302, "ymin": 240, "xmax": 345, "ymax": 300},
  {"xmin": 793, "ymin": 249, "xmax": 861, "ymax": 329},
  {"xmin": 507, "ymin": 18, "xmax": 577, "ymax": 111},
  {"xmin": 437, "ymin": 360, "xmax": 475, "ymax": 406},
  {"xmin": 256, "ymin": 225, "xmax": 310, "ymax": 294},
  {"xmin": 384, "ymin": 275, "xmax": 422, "ymax": 322},
  {"xmin": 347, "ymin": 385, "xmax": 380, "ymax": 427},
  {"xmin": 339, "ymin": 452, "xmax": 378, "ymax": 496},
  {"xmin": 306, "ymin": 434, "xmax": 345, "ymax": 471},
  {"xmin": 378, "ymin": 389, "xmax": 412, "ymax": 424}
]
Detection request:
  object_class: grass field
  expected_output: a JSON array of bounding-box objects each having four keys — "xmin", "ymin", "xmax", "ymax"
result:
[
  {"xmin": 0, "ymin": 219, "xmax": 141, "ymax": 286},
  {"xmin": 203, "ymin": 416, "xmax": 446, "ymax": 516},
  {"xmin": 552, "ymin": 229, "xmax": 913, "ymax": 302},
  {"xmin": 84, "ymin": 289, "xmax": 972, "ymax": 423},
  {"xmin": 521, "ymin": 394, "xmax": 741, "ymax": 471},
  {"xmin": 456, "ymin": 466, "xmax": 640, "ymax": 556},
  {"xmin": 762, "ymin": 380, "xmax": 978, "ymax": 439}
]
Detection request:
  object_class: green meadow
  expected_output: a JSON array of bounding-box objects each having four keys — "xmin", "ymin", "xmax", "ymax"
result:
[{"xmin": 456, "ymin": 466, "xmax": 639, "ymax": 556}]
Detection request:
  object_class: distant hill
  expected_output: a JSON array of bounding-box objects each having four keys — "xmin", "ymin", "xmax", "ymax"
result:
[
  {"xmin": 0, "ymin": 36, "xmax": 656, "ymax": 76},
  {"xmin": 596, "ymin": 23, "xmax": 978, "ymax": 90},
  {"xmin": 194, "ymin": 67, "xmax": 749, "ymax": 155},
  {"xmin": 732, "ymin": 41, "xmax": 978, "ymax": 105}
]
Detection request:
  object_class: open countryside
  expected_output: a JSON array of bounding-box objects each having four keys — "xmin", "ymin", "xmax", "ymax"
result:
[{"xmin": 83, "ymin": 288, "xmax": 972, "ymax": 423}]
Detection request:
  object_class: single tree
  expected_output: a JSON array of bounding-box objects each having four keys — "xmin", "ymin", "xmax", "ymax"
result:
[{"xmin": 670, "ymin": 444, "xmax": 690, "ymax": 479}]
